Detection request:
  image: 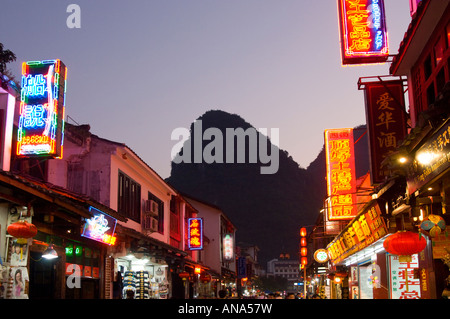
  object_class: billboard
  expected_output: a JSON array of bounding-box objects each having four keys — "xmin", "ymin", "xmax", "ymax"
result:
[
  {"xmin": 17, "ymin": 59, "xmax": 67, "ymax": 158},
  {"xmin": 325, "ymin": 128, "xmax": 357, "ymax": 221},
  {"xmin": 338, "ymin": 0, "xmax": 389, "ymax": 65}
]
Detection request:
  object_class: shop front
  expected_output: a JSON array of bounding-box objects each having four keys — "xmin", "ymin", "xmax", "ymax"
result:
[
  {"xmin": 327, "ymin": 200, "xmax": 390, "ymax": 299},
  {"xmin": 401, "ymin": 117, "xmax": 450, "ymax": 299}
]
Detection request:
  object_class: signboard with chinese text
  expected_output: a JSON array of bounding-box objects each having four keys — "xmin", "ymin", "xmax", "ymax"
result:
[
  {"xmin": 17, "ymin": 60, "xmax": 67, "ymax": 158},
  {"xmin": 364, "ymin": 80, "xmax": 407, "ymax": 184},
  {"xmin": 81, "ymin": 207, "xmax": 117, "ymax": 245},
  {"xmin": 388, "ymin": 254, "xmax": 421, "ymax": 299},
  {"xmin": 327, "ymin": 201, "xmax": 388, "ymax": 265},
  {"xmin": 188, "ymin": 217, "xmax": 203, "ymax": 250},
  {"xmin": 406, "ymin": 119, "xmax": 450, "ymax": 195},
  {"xmin": 223, "ymin": 233, "xmax": 234, "ymax": 261},
  {"xmin": 338, "ymin": 0, "xmax": 389, "ymax": 65},
  {"xmin": 325, "ymin": 128, "xmax": 358, "ymax": 220}
]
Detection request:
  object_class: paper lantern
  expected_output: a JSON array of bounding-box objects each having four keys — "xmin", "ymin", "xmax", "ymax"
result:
[
  {"xmin": 200, "ymin": 273, "xmax": 211, "ymax": 283},
  {"xmin": 383, "ymin": 231, "xmax": 427, "ymax": 262},
  {"xmin": 420, "ymin": 214, "xmax": 446, "ymax": 238},
  {"xmin": 301, "ymin": 257, "xmax": 308, "ymax": 266},
  {"xmin": 300, "ymin": 227, "xmax": 307, "ymax": 237},
  {"xmin": 179, "ymin": 271, "xmax": 190, "ymax": 280},
  {"xmin": 7, "ymin": 220, "xmax": 37, "ymax": 244},
  {"xmin": 300, "ymin": 247, "xmax": 307, "ymax": 257}
]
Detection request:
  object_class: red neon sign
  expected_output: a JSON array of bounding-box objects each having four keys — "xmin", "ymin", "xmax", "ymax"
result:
[
  {"xmin": 325, "ymin": 128, "xmax": 357, "ymax": 220},
  {"xmin": 338, "ymin": 0, "xmax": 389, "ymax": 65},
  {"xmin": 188, "ymin": 218, "xmax": 203, "ymax": 250}
]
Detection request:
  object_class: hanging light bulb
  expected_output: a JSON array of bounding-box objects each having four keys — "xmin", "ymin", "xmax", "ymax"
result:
[{"xmin": 42, "ymin": 245, "xmax": 58, "ymax": 260}]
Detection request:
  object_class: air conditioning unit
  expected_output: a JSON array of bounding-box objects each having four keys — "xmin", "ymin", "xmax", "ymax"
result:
[
  {"xmin": 143, "ymin": 214, "xmax": 158, "ymax": 232},
  {"xmin": 144, "ymin": 200, "xmax": 159, "ymax": 216}
]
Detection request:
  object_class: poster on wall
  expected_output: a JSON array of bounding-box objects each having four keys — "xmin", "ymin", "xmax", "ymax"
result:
[{"xmin": 388, "ymin": 254, "xmax": 421, "ymax": 299}]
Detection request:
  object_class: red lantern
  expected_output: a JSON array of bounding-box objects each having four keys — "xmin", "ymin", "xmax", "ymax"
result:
[
  {"xmin": 383, "ymin": 231, "xmax": 427, "ymax": 262},
  {"xmin": 300, "ymin": 227, "xmax": 307, "ymax": 237},
  {"xmin": 300, "ymin": 247, "xmax": 307, "ymax": 257},
  {"xmin": 7, "ymin": 220, "xmax": 37, "ymax": 244},
  {"xmin": 200, "ymin": 272, "xmax": 211, "ymax": 283},
  {"xmin": 179, "ymin": 271, "xmax": 190, "ymax": 280},
  {"xmin": 301, "ymin": 257, "xmax": 307, "ymax": 266},
  {"xmin": 300, "ymin": 237, "xmax": 307, "ymax": 247}
]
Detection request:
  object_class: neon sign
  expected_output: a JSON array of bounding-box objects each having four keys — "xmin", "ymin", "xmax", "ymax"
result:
[
  {"xmin": 223, "ymin": 234, "xmax": 234, "ymax": 261},
  {"xmin": 338, "ymin": 0, "xmax": 389, "ymax": 65},
  {"xmin": 325, "ymin": 128, "xmax": 357, "ymax": 220},
  {"xmin": 81, "ymin": 207, "xmax": 117, "ymax": 245},
  {"xmin": 17, "ymin": 59, "xmax": 67, "ymax": 158},
  {"xmin": 188, "ymin": 218, "xmax": 203, "ymax": 250}
]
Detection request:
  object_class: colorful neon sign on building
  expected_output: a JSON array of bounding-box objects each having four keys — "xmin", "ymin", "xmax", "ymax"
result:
[
  {"xmin": 17, "ymin": 59, "xmax": 67, "ymax": 158},
  {"xmin": 338, "ymin": 0, "xmax": 389, "ymax": 65},
  {"xmin": 188, "ymin": 218, "xmax": 203, "ymax": 250},
  {"xmin": 325, "ymin": 128, "xmax": 357, "ymax": 221},
  {"xmin": 81, "ymin": 207, "xmax": 117, "ymax": 245}
]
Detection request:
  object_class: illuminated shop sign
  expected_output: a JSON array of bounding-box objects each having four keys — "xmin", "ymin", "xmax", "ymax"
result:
[
  {"xmin": 325, "ymin": 128, "xmax": 357, "ymax": 221},
  {"xmin": 338, "ymin": 0, "xmax": 389, "ymax": 65},
  {"xmin": 363, "ymin": 79, "xmax": 407, "ymax": 184},
  {"xmin": 327, "ymin": 201, "xmax": 388, "ymax": 265},
  {"xmin": 223, "ymin": 233, "xmax": 234, "ymax": 261},
  {"xmin": 81, "ymin": 207, "xmax": 117, "ymax": 245},
  {"xmin": 188, "ymin": 218, "xmax": 203, "ymax": 250},
  {"xmin": 17, "ymin": 59, "xmax": 67, "ymax": 158}
]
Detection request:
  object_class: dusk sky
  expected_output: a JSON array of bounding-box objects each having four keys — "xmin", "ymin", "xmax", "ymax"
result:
[{"xmin": 1, "ymin": 1, "xmax": 412, "ymax": 178}]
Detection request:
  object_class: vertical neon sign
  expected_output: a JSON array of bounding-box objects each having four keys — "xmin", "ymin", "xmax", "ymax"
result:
[
  {"xmin": 188, "ymin": 218, "xmax": 203, "ymax": 250},
  {"xmin": 17, "ymin": 59, "xmax": 67, "ymax": 158},
  {"xmin": 338, "ymin": 0, "xmax": 389, "ymax": 65},
  {"xmin": 324, "ymin": 128, "xmax": 357, "ymax": 220}
]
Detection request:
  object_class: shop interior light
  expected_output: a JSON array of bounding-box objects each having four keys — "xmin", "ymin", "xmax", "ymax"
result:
[{"xmin": 42, "ymin": 245, "xmax": 58, "ymax": 260}]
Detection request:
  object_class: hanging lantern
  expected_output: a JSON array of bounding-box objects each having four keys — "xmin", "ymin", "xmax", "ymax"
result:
[
  {"xmin": 420, "ymin": 214, "xmax": 446, "ymax": 238},
  {"xmin": 200, "ymin": 272, "xmax": 211, "ymax": 283},
  {"xmin": 178, "ymin": 271, "xmax": 190, "ymax": 280},
  {"xmin": 383, "ymin": 231, "xmax": 427, "ymax": 262},
  {"xmin": 7, "ymin": 219, "xmax": 37, "ymax": 260},
  {"xmin": 7, "ymin": 220, "xmax": 37, "ymax": 244},
  {"xmin": 300, "ymin": 227, "xmax": 307, "ymax": 237},
  {"xmin": 301, "ymin": 256, "xmax": 308, "ymax": 266},
  {"xmin": 300, "ymin": 247, "xmax": 307, "ymax": 257}
]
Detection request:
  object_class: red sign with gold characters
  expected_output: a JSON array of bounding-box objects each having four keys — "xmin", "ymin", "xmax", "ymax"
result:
[
  {"xmin": 364, "ymin": 80, "xmax": 407, "ymax": 184},
  {"xmin": 327, "ymin": 201, "xmax": 388, "ymax": 265},
  {"xmin": 188, "ymin": 218, "xmax": 203, "ymax": 250},
  {"xmin": 325, "ymin": 128, "xmax": 357, "ymax": 221},
  {"xmin": 338, "ymin": 0, "xmax": 389, "ymax": 65}
]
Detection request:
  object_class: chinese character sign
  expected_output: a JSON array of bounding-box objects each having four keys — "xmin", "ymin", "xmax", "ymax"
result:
[
  {"xmin": 327, "ymin": 201, "xmax": 388, "ymax": 264},
  {"xmin": 188, "ymin": 218, "xmax": 203, "ymax": 250},
  {"xmin": 325, "ymin": 128, "xmax": 357, "ymax": 221},
  {"xmin": 388, "ymin": 254, "xmax": 421, "ymax": 299},
  {"xmin": 338, "ymin": 0, "xmax": 389, "ymax": 65},
  {"xmin": 17, "ymin": 60, "xmax": 67, "ymax": 158},
  {"xmin": 364, "ymin": 80, "xmax": 407, "ymax": 184},
  {"xmin": 81, "ymin": 207, "xmax": 117, "ymax": 245},
  {"xmin": 223, "ymin": 233, "xmax": 234, "ymax": 261}
]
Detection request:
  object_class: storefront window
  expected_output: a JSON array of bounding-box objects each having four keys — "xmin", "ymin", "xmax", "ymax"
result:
[{"xmin": 115, "ymin": 255, "xmax": 169, "ymax": 299}]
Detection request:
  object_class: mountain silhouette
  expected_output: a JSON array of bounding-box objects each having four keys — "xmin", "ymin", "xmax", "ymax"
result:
[{"xmin": 166, "ymin": 110, "xmax": 369, "ymax": 265}]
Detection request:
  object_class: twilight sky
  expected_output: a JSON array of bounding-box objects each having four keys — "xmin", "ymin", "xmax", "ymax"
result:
[{"xmin": 1, "ymin": 0, "xmax": 412, "ymax": 178}]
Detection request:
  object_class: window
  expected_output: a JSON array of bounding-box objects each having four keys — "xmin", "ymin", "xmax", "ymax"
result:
[
  {"xmin": 424, "ymin": 54, "xmax": 432, "ymax": 80},
  {"xmin": 434, "ymin": 37, "xmax": 445, "ymax": 66},
  {"xmin": 147, "ymin": 191, "xmax": 164, "ymax": 233},
  {"xmin": 118, "ymin": 171, "xmax": 141, "ymax": 222}
]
